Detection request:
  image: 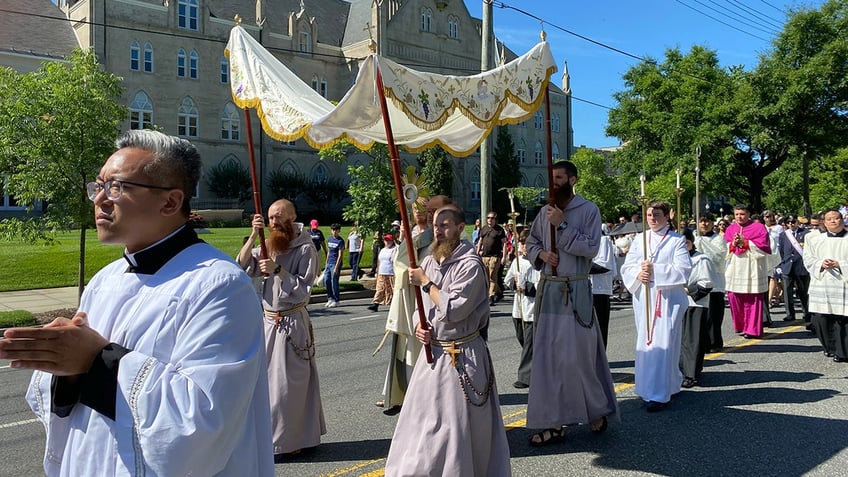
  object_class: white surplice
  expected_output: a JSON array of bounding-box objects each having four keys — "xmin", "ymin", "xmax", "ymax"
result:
[
  {"xmin": 504, "ymin": 254, "xmax": 540, "ymax": 322},
  {"xmin": 621, "ymin": 227, "xmax": 691, "ymax": 403},
  {"xmin": 27, "ymin": 244, "xmax": 273, "ymax": 476}
]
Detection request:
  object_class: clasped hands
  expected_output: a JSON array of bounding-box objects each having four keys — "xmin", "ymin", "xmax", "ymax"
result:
[
  {"xmin": 0, "ymin": 312, "xmax": 108, "ymax": 376},
  {"xmin": 637, "ymin": 260, "xmax": 653, "ymax": 284},
  {"xmin": 822, "ymin": 258, "xmax": 841, "ymax": 271}
]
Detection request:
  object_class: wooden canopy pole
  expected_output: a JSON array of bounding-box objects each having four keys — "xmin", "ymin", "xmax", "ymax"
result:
[
  {"xmin": 544, "ymin": 85, "xmax": 557, "ymax": 276},
  {"xmin": 374, "ymin": 67, "xmax": 433, "ymax": 364},
  {"xmin": 243, "ymin": 108, "xmax": 268, "ymax": 261}
]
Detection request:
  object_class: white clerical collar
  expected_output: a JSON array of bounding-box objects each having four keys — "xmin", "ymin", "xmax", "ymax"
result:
[{"xmin": 124, "ymin": 225, "xmax": 186, "ymax": 267}]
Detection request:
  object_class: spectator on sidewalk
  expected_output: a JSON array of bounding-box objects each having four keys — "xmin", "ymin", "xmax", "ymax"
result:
[
  {"xmin": 323, "ymin": 224, "xmax": 345, "ymax": 308},
  {"xmin": 309, "ymin": 219, "xmax": 328, "ymax": 261},
  {"xmin": 368, "ymin": 234, "xmax": 396, "ymax": 312},
  {"xmin": 348, "ymin": 224, "xmax": 364, "ymax": 281},
  {"xmin": 367, "ymin": 231, "xmax": 382, "ymax": 278}
]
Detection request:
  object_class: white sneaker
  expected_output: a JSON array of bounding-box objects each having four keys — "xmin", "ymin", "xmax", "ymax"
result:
[
  {"xmin": 325, "ymin": 299, "xmax": 333, "ymax": 308},
  {"xmin": 327, "ymin": 300, "xmax": 339, "ymax": 308}
]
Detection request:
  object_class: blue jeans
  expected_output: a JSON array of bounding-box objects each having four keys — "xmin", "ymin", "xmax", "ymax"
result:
[
  {"xmin": 349, "ymin": 252, "xmax": 361, "ymax": 280},
  {"xmin": 323, "ymin": 266, "xmax": 340, "ymax": 302}
]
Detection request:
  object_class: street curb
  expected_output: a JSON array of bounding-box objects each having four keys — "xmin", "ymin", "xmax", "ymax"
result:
[{"xmin": 309, "ymin": 289, "xmax": 374, "ymax": 305}]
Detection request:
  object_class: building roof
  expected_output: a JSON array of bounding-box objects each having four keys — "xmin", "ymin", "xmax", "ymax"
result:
[
  {"xmin": 0, "ymin": 0, "xmax": 79, "ymax": 62},
  {"xmin": 211, "ymin": 0, "xmax": 351, "ymax": 47}
]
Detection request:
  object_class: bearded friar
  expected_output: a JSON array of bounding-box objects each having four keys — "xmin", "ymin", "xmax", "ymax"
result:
[
  {"xmin": 385, "ymin": 205, "xmax": 511, "ymax": 476},
  {"xmin": 236, "ymin": 199, "xmax": 326, "ymax": 458}
]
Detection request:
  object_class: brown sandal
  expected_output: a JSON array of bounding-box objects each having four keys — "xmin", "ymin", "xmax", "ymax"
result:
[
  {"xmin": 529, "ymin": 427, "xmax": 566, "ymax": 447},
  {"xmin": 590, "ymin": 416, "xmax": 608, "ymax": 434}
]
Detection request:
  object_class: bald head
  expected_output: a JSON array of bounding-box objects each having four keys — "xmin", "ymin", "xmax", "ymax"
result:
[{"xmin": 268, "ymin": 199, "xmax": 296, "ymax": 227}]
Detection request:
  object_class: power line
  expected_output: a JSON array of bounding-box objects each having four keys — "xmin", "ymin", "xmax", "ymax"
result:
[
  {"xmin": 493, "ymin": 1, "xmax": 740, "ymax": 90},
  {"xmin": 492, "ymin": 2, "xmax": 653, "ymax": 64},
  {"xmin": 696, "ymin": 0, "xmax": 781, "ymax": 35},
  {"xmin": 726, "ymin": 0, "xmax": 785, "ymax": 30},
  {"xmin": 757, "ymin": 0, "xmax": 789, "ymax": 15},
  {"xmin": 673, "ymin": 0, "xmax": 772, "ymax": 41}
]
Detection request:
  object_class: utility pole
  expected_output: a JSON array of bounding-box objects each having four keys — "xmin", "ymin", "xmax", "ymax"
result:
[{"xmin": 479, "ymin": 0, "xmax": 493, "ymax": 221}]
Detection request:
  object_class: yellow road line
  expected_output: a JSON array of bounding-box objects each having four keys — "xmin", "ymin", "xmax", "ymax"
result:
[
  {"xmin": 322, "ymin": 325, "xmax": 803, "ymax": 476},
  {"xmin": 320, "ymin": 459, "xmax": 384, "ymax": 477}
]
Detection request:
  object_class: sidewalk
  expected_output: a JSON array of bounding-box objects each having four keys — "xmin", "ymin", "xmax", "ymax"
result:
[{"xmin": 0, "ymin": 273, "xmax": 375, "ymax": 314}]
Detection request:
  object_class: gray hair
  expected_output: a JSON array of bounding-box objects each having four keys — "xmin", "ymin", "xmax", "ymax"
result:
[{"xmin": 116, "ymin": 130, "xmax": 201, "ymax": 216}]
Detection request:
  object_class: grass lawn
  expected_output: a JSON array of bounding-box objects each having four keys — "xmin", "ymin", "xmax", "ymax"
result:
[
  {"xmin": 0, "ymin": 222, "xmax": 479, "ymax": 292},
  {"xmin": 0, "ymin": 226, "xmax": 376, "ymax": 292}
]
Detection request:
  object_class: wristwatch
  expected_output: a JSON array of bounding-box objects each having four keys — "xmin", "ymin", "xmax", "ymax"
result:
[
  {"xmin": 273, "ymin": 264, "xmax": 282, "ymax": 275},
  {"xmin": 422, "ymin": 281, "xmax": 434, "ymax": 293},
  {"xmin": 558, "ymin": 221, "xmax": 568, "ymax": 230}
]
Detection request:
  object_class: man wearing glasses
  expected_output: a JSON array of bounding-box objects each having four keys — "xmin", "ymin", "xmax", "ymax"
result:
[
  {"xmin": 476, "ymin": 211, "xmax": 508, "ymax": 306},
  {"xmin": 0, "ymin": 130, "xmax": 273, "ymax": 475}
]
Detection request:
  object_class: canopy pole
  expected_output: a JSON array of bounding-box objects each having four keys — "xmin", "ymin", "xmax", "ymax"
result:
[
  {"xmin": 544, "ymin": 86, "xmax": 557, "ymax": 277},
  {"xmin": 375, "ymin": 66, "xmax": 434, "ymax": 364},
  {"xmin": 243, "ymin": 108, "xmax": 268, "ymax": 261}
]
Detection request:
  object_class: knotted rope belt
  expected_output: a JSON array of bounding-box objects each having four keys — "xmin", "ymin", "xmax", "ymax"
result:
[
  {"xmin": 429, "ymin": 330, "xmax": 493, "ymax": 407},
  {"xmin": 537, "ymin": 273, "xmax": 595, "ymax": 328},
  {"xmin": 264, "ymin": 304, "xmax": 313, "ymax": 360}
]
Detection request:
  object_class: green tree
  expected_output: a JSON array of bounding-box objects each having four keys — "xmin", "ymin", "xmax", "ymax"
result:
[
  {"xmin": 319, "ymin": 140, "xmax": 396, "ymax": 235},
  {"xmin": 809, "ymin": 148, "xmax": 848, "ymax": 214},
  {"xmin": 512, "ymin": 186, "xmax": 545, "ymax": 225},
  {"xmin": 491, "ymin": 126, "xmax": 521, "ymax": 217},
  {"xmin": 206, "ymin": 158, "xmax": 251, "ymax": 202},
  {"xmin": 606, "ymin": 1, "xmax": 848, "ymax": 212},
  {"xmin": 0, "ymin": 49, "xmax": 126, "ymax": 298},
  {"xmin": 418, "ymin": 146, "xmax": 453, "ymax": 197},
  {"xmin": 606, "ymin": 46, "xmax": 736, "ymax": 209},
  {"xmin": 569, "ymin": 147, "xmax": 634, "ymax": 221},
  {"xmin": 736, "ymin": 0, "xmax": 848, "ymax": 212}
]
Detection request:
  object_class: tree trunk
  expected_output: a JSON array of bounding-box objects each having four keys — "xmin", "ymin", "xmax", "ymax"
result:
[{"xmin": 77, "ymin": 226, "xmax": 85, "ymax": 305}]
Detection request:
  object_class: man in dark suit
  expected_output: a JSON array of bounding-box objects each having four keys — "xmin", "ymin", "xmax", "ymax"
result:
[{"xmin": 777, "ymin": 215, "xmax": 811, "ymax": 322}]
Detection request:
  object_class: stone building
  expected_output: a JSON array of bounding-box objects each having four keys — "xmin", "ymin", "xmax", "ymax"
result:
[{"xmin": 55, "ymin": 0, "xmax": 572, "ymax": 220}]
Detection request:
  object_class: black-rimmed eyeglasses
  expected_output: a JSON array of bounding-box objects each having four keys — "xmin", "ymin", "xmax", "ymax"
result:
[{"xmin": 86, "ymin": 179, "xmax": 174, "ymax": 202}]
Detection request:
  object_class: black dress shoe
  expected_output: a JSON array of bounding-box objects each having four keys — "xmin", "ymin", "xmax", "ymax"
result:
[
  {"xmin": 489, "ymin": 296, "xmax": 496, "ymax": 306},
  {"xmin": 783, "ymin": 316, "xmax": 796, "ymax": 322},
  {"xmin": 824, "ymin": 351, "xmax": 834, "ymax": 357},
  {"xmin": 382, "ymin": 405, "xmax": 402, "ymax": 416},
  {"xmin": 834, "ymin": 356, "xmax": 848, "ymax": 363},
  {"xmin": 367, "ymin": 304, "xmax": 378, "ymax": 311},
  {"xmin": 646, "ymin": 401, "xmax": 668, "ymax": 413},
  {"xmin": 681, "ymin": 377, "xmax": 697, "ymax": 388},
  {"xmin": 513, "ymin": 381, "xmax": 529, "ymax": 389}
]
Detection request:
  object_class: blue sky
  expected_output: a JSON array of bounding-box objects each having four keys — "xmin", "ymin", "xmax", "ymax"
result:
[{"xmin": 465, "ymin": 0, "xmax": 825, "ymax": 148}]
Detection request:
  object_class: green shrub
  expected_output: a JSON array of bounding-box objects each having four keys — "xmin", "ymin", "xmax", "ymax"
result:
[{"xmin": 0, "ymin": 310, "xmax": 37, "ymax": 328}]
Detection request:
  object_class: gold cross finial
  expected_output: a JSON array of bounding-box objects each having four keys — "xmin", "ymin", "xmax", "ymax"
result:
[
  {"xmin": 445, "ymin": 341, "xmax": 461, "ymax": 367},
  {"xmin": 234, "ymin": 14, "xmax": 242, "ymax": 25}
]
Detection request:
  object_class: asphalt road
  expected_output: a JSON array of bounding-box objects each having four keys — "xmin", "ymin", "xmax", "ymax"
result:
[{"xmin": 2, "ymin": 295, "xmax": 847, "ymax": 476}]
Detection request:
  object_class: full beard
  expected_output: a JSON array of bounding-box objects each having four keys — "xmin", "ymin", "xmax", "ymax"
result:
[
  {"xmin": 431, "ymin": 237, "xmax": 460, "ymax": 262},
  {"xmin": 552, "ymin": 184, "xmax": 573, "ymax": 207},
  {"xmin": 268, "ymin": 221, "xmax": 296, "ymax": 256}
]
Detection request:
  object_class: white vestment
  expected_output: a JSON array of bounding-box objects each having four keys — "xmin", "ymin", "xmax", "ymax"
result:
[
  {"xmin": 804, "ymin": 232, "xmax": 848, "ymax": 316},
  {"xmin": 27, "ymin": 243, "xmax": 274, "ymax": 476},
  {"xmin": 693, "ymin": 232, "xmax": 727, "ymax": 292},
  {"xmin": 621, "ymin": 227, "xmax": 691, "ymax": 403},
  {"xmin": 590, "ymin": 237, "xmax": 618, "ymax": 295},
  {"xmin": 504, "ymin": 254, "xmax": 540, "ymax": 322}
]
